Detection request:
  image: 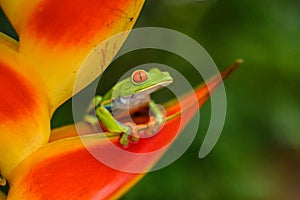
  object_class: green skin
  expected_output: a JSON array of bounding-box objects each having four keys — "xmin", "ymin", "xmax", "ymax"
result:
[{"xmin": 85, "ymin": 68, "xmax": 173, "ymax": 146}]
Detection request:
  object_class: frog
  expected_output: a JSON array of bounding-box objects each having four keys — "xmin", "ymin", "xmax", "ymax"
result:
[{"xmin": 84, "ymin": 68, "xmax": 173, "ymax": 147}]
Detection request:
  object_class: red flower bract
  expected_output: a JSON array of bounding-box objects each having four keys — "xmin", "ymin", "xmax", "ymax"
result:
[{"xmin": 7, "ymin": 62, "xmax": 240, "ymax": 200}]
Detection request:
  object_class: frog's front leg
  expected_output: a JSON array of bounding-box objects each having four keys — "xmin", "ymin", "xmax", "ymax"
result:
[
  {"xmin": 95, "ymin": 106, "xmax": 132, "ymax": 146},
  {"xmin": 84, "ymin": 96, "xmax": 103, "ymax": 126},
  {"xmin": 148, "ymin": 100, "xmax": 166, "ymax": 135}
]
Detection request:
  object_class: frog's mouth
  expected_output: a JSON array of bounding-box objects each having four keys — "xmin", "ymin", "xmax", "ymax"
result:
[
  {"xmin": 136, "ymin": 79, "xmax": 173, "ymax": 95},
  {"xmin": 114, "ymin": 79, "xmax": 173, "ymax": 111}
]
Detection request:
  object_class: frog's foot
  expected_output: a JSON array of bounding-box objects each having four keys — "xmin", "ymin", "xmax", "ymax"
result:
[
  {"xmin": 125, "ymin": 122, "xmax": 140, "ymax": 143},
  {"xmin": 119, "ymin": 122, "xmax": 139, "ymax": 147},
  {"xmin": 118, "ymin": 117, "xmax": 164, "ymax": 146},
  {"xmin": 119, "ymin": 133, "xmax": 130, "ymax": 147},
  {"xmin": 84, "ymin": 114, "xmax": 99, "ymax": 126},
  {"xmin": 146, "ymin": 116, "xmax": 165, "ymax": 136}
]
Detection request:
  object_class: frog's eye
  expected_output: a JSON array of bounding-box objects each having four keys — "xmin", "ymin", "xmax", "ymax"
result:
[{"xmin": 132, "ymin": 70, "xmax": 148, "ymax": 84}]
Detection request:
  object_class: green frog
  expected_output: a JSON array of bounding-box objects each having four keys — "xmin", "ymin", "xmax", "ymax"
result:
[{"xmin": 85, "ymin": 68, "xmax": 173, "ymax": 146}]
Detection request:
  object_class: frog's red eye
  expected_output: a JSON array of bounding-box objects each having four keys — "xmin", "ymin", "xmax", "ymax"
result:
[{"xmin": 132, "ymin": 70, "xmax": 148, "ymax": 84}]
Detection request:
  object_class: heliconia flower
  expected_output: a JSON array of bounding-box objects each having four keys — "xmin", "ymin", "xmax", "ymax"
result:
[
  {"xmin": 0, "ymin": 0, "xmax": 144, "ymax": 186},
  {"xmin": 5, "ymin": 62, "xmax": 240, "ymax": 199},
  {"xmin": 0, "ymin": 0, "xmax": 241, "ymax": 199}
]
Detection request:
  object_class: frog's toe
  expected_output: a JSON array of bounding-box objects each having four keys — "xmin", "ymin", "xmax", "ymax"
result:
[
  {"xmin": 119, "ymin": 134, "xmax": 130, "ymax": 147},
  {"xmin": 84, "ymin": 115, "xmax": 99, "ymax": 125},
  {"xmin": 156, "ymin": 116, "xmax": 165, "ymax": 127},
  {"xmin": 130, "ymin": 135, "xmax": 140, "ymax": 143},
  {"xmin": 147, "ymin": 116, "xmax": 164, "ymax": 135}
]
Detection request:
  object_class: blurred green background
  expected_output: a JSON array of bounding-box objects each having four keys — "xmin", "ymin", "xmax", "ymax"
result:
[
  {"xmin": 1, "ymin": 0, "xmax": 300, "ymax": 199},
  {"xmin": 122, "ymin": 1, "xmax": 300, "ymax": 199}
]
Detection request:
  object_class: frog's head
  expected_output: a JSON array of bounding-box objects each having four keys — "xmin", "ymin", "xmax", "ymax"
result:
[{"xmin": 112, "ymin": 68, "xmax": 173, "ymax": 98}]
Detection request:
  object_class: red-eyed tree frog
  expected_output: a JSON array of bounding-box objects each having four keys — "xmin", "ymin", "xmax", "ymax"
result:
[{"xmin": 85, "ymin": 68, "xmax": 173, "ymax": 147}]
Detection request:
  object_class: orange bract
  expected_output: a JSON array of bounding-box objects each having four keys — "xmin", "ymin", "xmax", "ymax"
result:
[
  {"xmin": 0, "ymin": 0, "xmax": 144, "ymax": 182},
  {"xmin": 25, "ymin": 0, "xmax": 135, "ymax": 46},
  {"xmin": 0, "ymin": 0, "xmax": 145, "ymax": 113}
]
